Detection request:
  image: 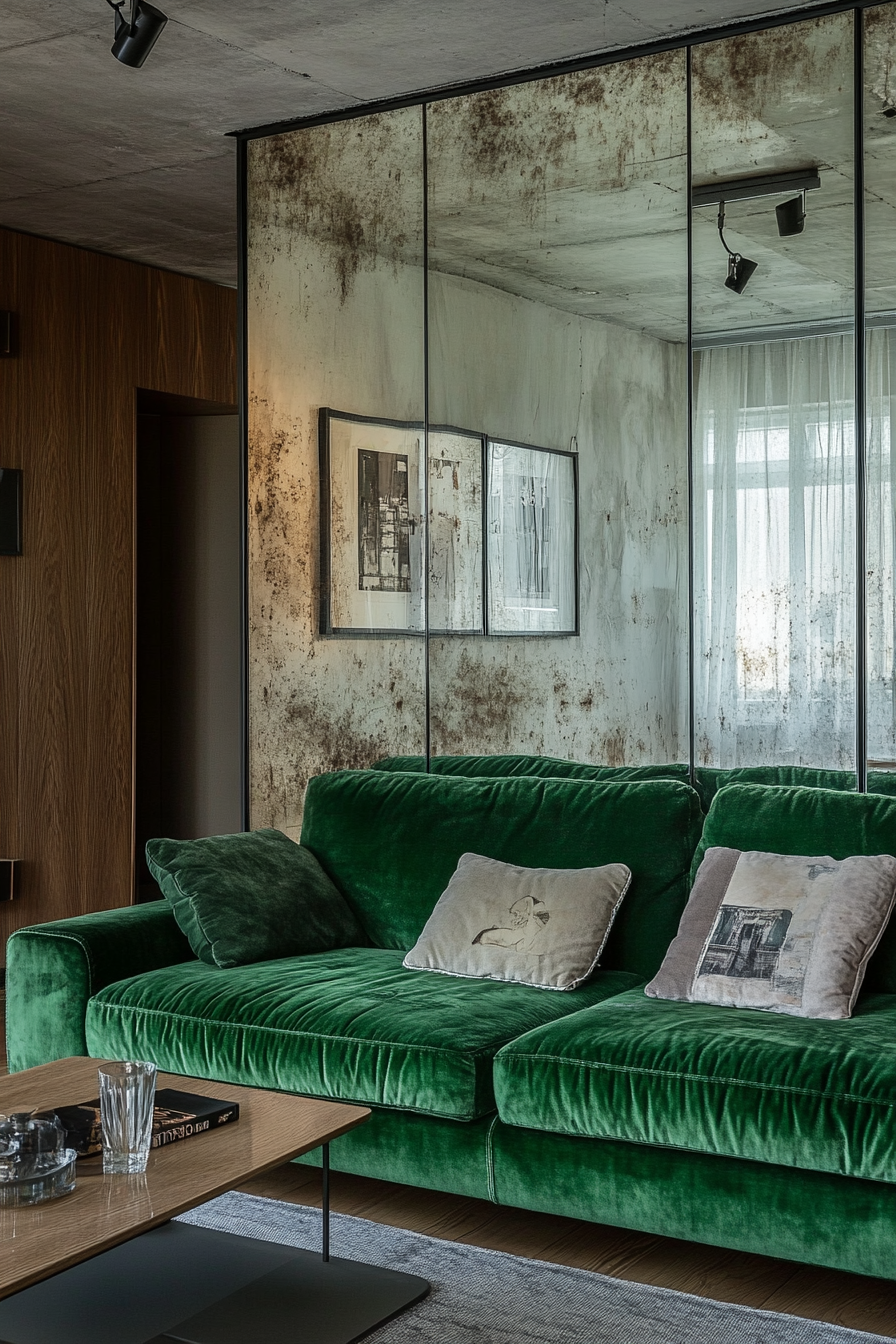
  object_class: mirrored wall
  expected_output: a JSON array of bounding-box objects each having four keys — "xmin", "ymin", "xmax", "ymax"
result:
[
  {"xmin": 245, "ymin": 4, "xmax": 896, "ymax": 832},
  {"xmin": 865, "ymin": 3, "xmax": 896, "ymax": 775},
  {"xmin": 425, "ymin": 55, "xmax": 688, "ymax": 764},
  {"xmin": 691, "ymin": 12, "xmax": 856, "ymax": 771},
  {"xmin": 245, "ymin": 109, "xmax": 426, "ymax": 834}
]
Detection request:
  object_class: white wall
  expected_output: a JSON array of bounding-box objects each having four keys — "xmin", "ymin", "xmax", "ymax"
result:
[{"xmin": 164, "ymin": 415, "xmax": 244, "ymax": 838}]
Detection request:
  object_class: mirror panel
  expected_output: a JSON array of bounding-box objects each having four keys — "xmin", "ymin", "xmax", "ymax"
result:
[
  {"xmin": 865, "ymin": 5, "xmax": 896, "ymax": 786},
  {"xmin": 241, "ymin": 9, "xmax": 896, "ymax": 808},
  {"xmin": 425, "ymin": 54, "xmax": 689, "ymax": 765},
  {"xmin": 246, "ymin": 110, "xmax": 426, "ymax": 832},
  {"xmin": 691, "ymin": 14, "xmax": 857, "ymax": 772}
]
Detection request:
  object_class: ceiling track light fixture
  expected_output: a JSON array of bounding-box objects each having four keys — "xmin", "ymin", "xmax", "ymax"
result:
[
  {"xmin": 692, "ymin": 168, "xmax": 821, "ymax": 296},
  {"xmin": 717, "ymin": 202, "xmax": 758, "ymax": 295},
  {"xmin": 105, "ymin": 0, "xmax": 168, "ymax": 67},
  {"xmin": 776, "ymin": 190, "xmax": 807, "ymax": 238}
]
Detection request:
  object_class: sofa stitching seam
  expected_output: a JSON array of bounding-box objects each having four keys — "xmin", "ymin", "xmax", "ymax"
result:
[
  {"xmin": 499, "ymin": 1052, "xmax": 894, "ymax": 1107},
  {"xmin": 485, "ymin": 1114, "xmax": 500, "ymax": 1203}
]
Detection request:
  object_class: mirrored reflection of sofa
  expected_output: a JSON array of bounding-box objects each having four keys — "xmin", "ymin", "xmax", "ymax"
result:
[
  {"xmin": 8, "ymin": 767, "xmax": 896, "ymax": 1281},
  {"xmin": 372, "ymin": 751, "xmax": 896, "ymax": 808}
]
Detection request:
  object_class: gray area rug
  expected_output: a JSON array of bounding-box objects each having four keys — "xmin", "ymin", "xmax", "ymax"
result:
[{"xmin": 178, "ymin": 1191, "xmax": 894, "ymax": 1344}]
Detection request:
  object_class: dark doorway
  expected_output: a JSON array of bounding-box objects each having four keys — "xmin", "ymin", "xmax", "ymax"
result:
[{"xmin": 135, "ymin": 390, "xmax": 241, "ymax": 902}]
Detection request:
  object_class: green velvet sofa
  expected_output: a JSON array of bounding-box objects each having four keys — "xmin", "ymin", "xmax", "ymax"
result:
[{"xmin": 8, "ymin": 768, "xmax": 896, "ymax": 1281}]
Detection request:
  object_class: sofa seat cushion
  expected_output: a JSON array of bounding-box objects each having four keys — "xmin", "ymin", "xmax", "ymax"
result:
[
  {"xmin": 85, "ymin": 948, "xmax": 642, "ymax": 1122},
  {"xmin": 493, "ymin": 987, "xmax": 896, "ymax": 1182}
]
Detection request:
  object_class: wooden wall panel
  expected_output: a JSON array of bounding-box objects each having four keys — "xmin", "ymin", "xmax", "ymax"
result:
[{"xmin": 0, "ymin": 229, "xmax": 237, "ymax": 952}]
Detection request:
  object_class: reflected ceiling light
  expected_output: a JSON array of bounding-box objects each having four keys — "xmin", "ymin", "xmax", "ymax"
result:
[
  {"xmin": 725, "ymin": 251, "xmax": 758, "ymax": 295},
  {"xmin": 692, "ymin": 169, "xmax": 821, "ymax": 297},
  {"xmin": 691, "ymin": 169, "xmax": 821, "ymax": 211},
  {"xmin": 106, "ymin": 0, "xmax": 168, "ymax": 67},
  {"xmin": 775, "ymin": 192, "xmax": 806, "ymax": 237},
  {"xmin": 718, "ymin": 202, "xmax": 758, "ymax": 296}
]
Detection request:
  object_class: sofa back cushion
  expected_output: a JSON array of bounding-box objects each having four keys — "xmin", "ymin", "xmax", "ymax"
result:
[
  {"xmin": 374, "ymin": 754, "xmax": 693, "ymax": 789},
  {"xmin": 696, "ymin": 766, "xmax": 857, "ymax": 806},
  {"xmin": 301, "ymin": 770, "xmax": 704, "ymax": 981},
  {"xmin": 697, "ymin": 783, "xmax": 896, "ymax": 993}
]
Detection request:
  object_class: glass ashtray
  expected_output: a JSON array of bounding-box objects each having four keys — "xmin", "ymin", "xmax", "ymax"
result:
[{"xmin": 0, "ymin": 1149, "xmax": 77, "ymax": 1208}]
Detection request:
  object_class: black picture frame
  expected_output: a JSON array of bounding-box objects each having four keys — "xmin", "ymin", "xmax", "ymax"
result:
[
  {"xmin": 318, "ymin": 408, "xmax": 426, "ymax": 638},
  {"xmin": 319, "ymin": 408, "xmax": 490, "ymax": 638},
  {"xmin": 318, "ymin": 411, "xmax": 579, "ymax": 638},
  {"xmin": 484, "ymin": 438, "xmax": 579, "ymax": 637}
]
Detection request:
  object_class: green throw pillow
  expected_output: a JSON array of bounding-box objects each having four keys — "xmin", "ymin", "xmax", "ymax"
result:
[{"xmin": 146, "ymin": 829, "xmax": 365, "ymax": 968}]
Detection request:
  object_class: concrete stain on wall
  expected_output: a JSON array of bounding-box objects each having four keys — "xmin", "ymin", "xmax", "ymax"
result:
[{"xmin": 249, "ymin": 111, "xmax": 422, "ymax": 305}]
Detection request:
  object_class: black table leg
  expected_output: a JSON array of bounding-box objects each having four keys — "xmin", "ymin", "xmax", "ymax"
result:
[{"xmin": 322, "ymin": 1142, "xmax": 330, "ymax": 1263}]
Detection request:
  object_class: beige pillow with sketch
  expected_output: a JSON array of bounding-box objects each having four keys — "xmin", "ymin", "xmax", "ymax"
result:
[
  {"xmin": 646, "ymin": 847, "xmax": 896, "ymax": 1019},
  {"xmin": 403, "ymin": 852, "xmax": 632, "ymax": 991}
]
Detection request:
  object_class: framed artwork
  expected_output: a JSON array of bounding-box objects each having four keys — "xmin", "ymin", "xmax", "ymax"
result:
[
  {"xmin": 319, "ymin": 409, "xmax": 425, "ymax": 635},
  {"xmin": 485, "ymin": 439, "xmax": 578, "ymax": 636},
  {"xmin": 427, "ymin": 427, "xmax": 485, "ymax": 634},
  {"xmin": 319, "ymin": 411, "xmax": 577, "ymax": 637}
]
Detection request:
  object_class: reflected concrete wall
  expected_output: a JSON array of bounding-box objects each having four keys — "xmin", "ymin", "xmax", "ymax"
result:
[
  {"xmin": 247, "ymin": 95, "xmax": 688, "ymax": 834},
  {"xmin": 428, "ymin": 272, "xmax": 688, "ymax": 764},
  {"xmin": 247, "ymin": 112, "xmax": 426, "ymax": 834},
  {"xmin": 248, "ymin": 258, "xmax": 685, "ymax": 829}
]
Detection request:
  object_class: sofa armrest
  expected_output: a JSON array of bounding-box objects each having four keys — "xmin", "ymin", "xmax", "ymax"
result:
[{"xmin": 5, "ymin": 903, "xmax": 194, "ymax": 1072}]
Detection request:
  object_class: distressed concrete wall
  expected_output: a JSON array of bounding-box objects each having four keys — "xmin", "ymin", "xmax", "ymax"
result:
[{"xmin": 247, "ymin": 106, "xmax": 688, "ymax": 834}]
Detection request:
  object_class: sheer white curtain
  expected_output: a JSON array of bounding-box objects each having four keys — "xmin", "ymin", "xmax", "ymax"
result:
[
  {"xmin": 867, "ymin": 327, "xmax": 896, "ymax": 763},
  {"xmin": 693, "ymin": 333, "xmax": 857, "ymax": 768}
]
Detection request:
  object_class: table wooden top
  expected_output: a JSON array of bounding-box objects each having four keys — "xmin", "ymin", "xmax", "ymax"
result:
[{"xmin": 0, "ymin": 1057, "xmax": 369, "ymax": 1300}]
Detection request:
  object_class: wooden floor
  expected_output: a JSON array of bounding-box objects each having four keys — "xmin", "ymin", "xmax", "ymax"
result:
[
  {"xmin": 238, "ymin": 1150, "xmax": 896, "ymax": 1336},
  {"xmin": 3, "ymin": 1001, "xmax": 895, "ymax": 1337}
]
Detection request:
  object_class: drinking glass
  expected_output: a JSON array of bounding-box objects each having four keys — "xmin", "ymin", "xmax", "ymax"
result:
[{"xmin": 98, "ymin": 1061, "xmax": 157, "ymax": 1175}]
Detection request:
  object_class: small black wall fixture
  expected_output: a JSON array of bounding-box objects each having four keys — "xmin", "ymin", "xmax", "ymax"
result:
[
  {"xmin": 106, "ymin": 0, "xmax": 168, "ymax": 67},
  {"xmin": 0, "ymin": 468, "xmax": 22, "ymax": 556},
  {"xmin": 0, "ymin": 859, "xmax": 18, "ymax": 902},
  {"xmin": 0, "ymin": 312, "xmax": 14, "ymax": 357}
]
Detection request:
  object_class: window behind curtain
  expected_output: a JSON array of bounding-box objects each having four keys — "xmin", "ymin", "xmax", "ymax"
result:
[{"xmin": 693, "ymin": 330, "xmax": 895, "ymax": 769}]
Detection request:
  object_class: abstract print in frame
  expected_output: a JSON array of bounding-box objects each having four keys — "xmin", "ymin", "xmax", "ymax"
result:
[
  {"xmin": 486, "ymin": 439, "xmax": 578, "ymax": 636},
  {"xmin": 319, "ymin": 410, "xmax": 486, "ymax": 635},
  {"xmin": 319, "ymin": 409, "xmax": 424, "ymax": 635}
]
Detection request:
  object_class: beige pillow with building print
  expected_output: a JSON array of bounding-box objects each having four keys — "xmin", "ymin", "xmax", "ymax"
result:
[
  {"xmin": 403, "ymin": 851, "xmax": 631, "ymax": 991},
  {"xmin": 646, "ymin": 847, "xmax": 896, "ymax": 1019}
]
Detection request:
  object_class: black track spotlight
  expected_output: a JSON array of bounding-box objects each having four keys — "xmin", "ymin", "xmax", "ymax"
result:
[
  {"xmin": 725, "ymin": 253, "xmax": 759, "ymax": 295},
  {"xmin": 776, "ymin": 192, "xmax": 806, "ymax": 237},
  {"xmin": 107, "ymin": 0, "xmax": 168, "ymax": 67},
  {"xmin": 717, "ymin": 202, "xmax": 758, "ymax": 296}
]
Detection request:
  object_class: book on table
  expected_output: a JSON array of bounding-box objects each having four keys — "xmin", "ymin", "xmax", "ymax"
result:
[{"xmin": 48, "ymin": 1088, "xmax": 240, "ymax": 1157}]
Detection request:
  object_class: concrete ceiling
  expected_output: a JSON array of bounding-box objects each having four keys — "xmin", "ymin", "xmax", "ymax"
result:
[
  {"xmin": 0, "ymin": 0, "xmax": 829, "ymax": 288},
  {"xmin": 420, "ymin": 8, "xmax": 896, "ymax": 341}
]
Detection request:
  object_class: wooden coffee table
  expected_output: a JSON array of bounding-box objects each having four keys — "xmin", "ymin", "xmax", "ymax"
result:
[{"xmin": 0, "ymin": 1058, "xmax": 429, "ymax": 1344}]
